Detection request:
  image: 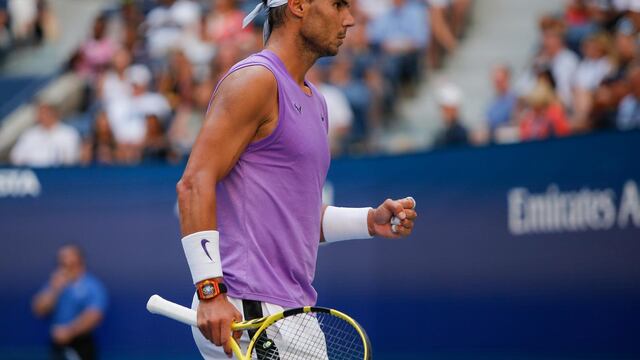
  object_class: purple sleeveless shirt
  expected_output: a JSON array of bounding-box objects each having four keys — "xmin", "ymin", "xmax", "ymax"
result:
[{"xmin": 213, "ymin": 50, "xmax": 330, "ymax": 308}]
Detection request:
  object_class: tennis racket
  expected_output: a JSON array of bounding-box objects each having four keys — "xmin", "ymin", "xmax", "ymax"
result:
[{"xmin": 146, "ymin": 294, "xmax": 371, "ymax": 360}]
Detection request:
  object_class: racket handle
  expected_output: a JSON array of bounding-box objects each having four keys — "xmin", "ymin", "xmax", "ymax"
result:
[
  {"xmin": 147, "ymin": 294, "xmax": 197, "ymax": 327},
  {"xmin": 147, "ymin": 295, "xmax": 244, "ymax": 359}
]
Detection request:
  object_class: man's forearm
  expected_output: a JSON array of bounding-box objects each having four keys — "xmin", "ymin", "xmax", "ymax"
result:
[
  {"xmin": 66, "ymin": 309, "xmax": 103, "ymax": 337},
  {"xmin": 177, "ymin": 174, "xmax": 218, "ymax": 236},
  {"xmin": 32, "ymin": 289, "xmax": 60, "ymax": 317}
]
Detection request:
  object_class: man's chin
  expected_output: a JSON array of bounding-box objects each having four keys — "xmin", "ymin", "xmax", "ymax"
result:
[{"xmin": 322, "ymin": 46, "xmax": 340, "ymax": 57}]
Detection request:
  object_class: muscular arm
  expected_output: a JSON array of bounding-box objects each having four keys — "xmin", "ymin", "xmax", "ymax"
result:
[
  {"xmin": 176, "ymin": 66, "xmax": 278, "ymax": 235},
  {"xmin": 176, "ymin": 66, "xmax": 278, "ymax": 356}
]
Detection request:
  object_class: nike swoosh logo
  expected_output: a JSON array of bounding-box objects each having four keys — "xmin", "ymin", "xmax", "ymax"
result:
[
  {"xmin": 201, "ymin": 239, "xmax": 213, "ymax": 261},
  {"xmin": 294, "ymin": 104, "xmax": 302, "ymax": 114}
]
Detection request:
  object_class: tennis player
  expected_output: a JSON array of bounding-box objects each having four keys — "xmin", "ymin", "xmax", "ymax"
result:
[{"xmin": 176, "ymin": 0, "xmax": 418, "ymax": 358}]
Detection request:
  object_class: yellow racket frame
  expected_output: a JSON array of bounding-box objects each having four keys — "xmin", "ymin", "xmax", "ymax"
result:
[{"xmin": 228, "ymin": 306, "xmax": 371, "ymax": 360}]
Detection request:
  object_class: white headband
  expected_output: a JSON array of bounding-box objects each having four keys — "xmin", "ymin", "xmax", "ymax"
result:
[{"xmin": 243, "ymin": 0, "xmax": 288, "ymax": 43}]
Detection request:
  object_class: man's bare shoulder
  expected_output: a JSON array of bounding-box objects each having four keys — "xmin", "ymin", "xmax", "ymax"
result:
[{"xmin": 214, "ymin": 65, "xmax": 277, "ymax": 105}]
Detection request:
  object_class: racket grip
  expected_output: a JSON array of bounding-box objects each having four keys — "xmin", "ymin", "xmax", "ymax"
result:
[{"xmin": 147, "ymin": 294, "xmax": 197, "ymax": 327}]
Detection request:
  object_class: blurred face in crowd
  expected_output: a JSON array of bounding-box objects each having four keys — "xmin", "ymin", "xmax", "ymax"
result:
[
  {"xmin": 132, "ymin": 81, "xmax": 148, "ymax": 96},
  {"xmin": 93, "ymin": 17, "xmax": 107, "ymax": 40},
  {"xmin": 582, "ymin": 35, "xmax": 608, "ymax": 60},
  {"xmin": 299, "ymin": 0, "xmax": 355, "ymax": 57},
  {"xmin": 57, "ymin": 245, "xmax": 85, "ymax": 280},
  {"xmin": 113, "ymin": 49, "xmax": 132, "ymax": 74},
  {"xmin": 542, "ymin": 29, "xmax": 565, "ymax": 56},
  {"xmin": 37, "ymin": 104, "xmax": 59, "ymax": 130},
  {"xmin": 492, "ymin": 66, "xmax": 511, "ymax": 95},
  {"xmin": 615, "ymin": 32, "xmax": 637, "ymax": 61},
  {"xmin": 440, "ymin": 104, "xmax": 459, "ymax": 125}
]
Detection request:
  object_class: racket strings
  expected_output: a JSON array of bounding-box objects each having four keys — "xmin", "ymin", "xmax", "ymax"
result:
[{"xmin": 251, "ymin": 312, "xmax": 365, "ymax": 360}]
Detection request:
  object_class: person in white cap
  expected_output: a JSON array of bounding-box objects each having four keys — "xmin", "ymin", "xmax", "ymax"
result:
[
  {"xmin": 434, "ymin": 82, "xmax": 469, "ymax": 147},
  {"xmin": 175, "ymin": 0, "xmax": 418, "ymax": 358}
]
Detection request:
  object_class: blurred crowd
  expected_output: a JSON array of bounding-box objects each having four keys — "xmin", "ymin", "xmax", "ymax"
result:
[
  {"xmin": 0, "ymin": 0, "xmax": 57, "ymax": 58},
  {"xmin": 436, "ymin": 0, "xmax": 640, "ymax": 149},
  {"xmin": 7, "ymin": 0, "xmax": 471, "ymax": 167}
]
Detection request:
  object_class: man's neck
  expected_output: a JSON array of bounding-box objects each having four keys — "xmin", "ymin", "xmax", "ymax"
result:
[{"xmin": 265, "ymin": 30, "xmax": 319, "ymax": 88}]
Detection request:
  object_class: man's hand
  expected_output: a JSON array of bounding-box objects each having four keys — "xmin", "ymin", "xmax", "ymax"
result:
[
  {"xmin": 368, "ymin": 197, "xmax": 417, "ymax": 238},
  {"xmin": 51, "ymin": 325, "xmax": 74, "ymax": 345},
  {"xmin": 49, "ymin": 269, "xmax": 70, "ymax": 292},
  {"xmin": 197, "ymin": 294, "xmax": 243, "ymax": 358}
]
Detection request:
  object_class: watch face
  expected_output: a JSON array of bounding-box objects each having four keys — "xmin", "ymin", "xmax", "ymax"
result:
[{"xmin": 202, "ymin": 284, "xmax": 215, "ymax": 296}]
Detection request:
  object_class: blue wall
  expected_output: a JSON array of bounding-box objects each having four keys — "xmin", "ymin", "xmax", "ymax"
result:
[{"xmin": 1, "ymin": 130, "xmax": 639, "ymax": 359}]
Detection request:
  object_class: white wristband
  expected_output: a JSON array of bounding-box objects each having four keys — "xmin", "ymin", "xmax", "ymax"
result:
[
  {"xmin": 181, "ymin": 230, "xmax": 223, "ymax": 284},
  {"xmin": 322, "ymin": 206, "xmax": 373, "ymax": 243}
]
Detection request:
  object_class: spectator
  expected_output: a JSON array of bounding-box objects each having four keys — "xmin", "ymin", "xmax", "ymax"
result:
[
  {"xmin": 329, "ymin": 56, "xmax": 373, "ymax": 150},
  {"xmin": 613, "ymin": 17, "xmax": 639, "ymax": 77},
  {"xmin": 73, "ymin": 14, "xmax": 119, "ymax": 80},
  {"xmin": 308, "ymin": 65, "xmax": 354, "ymax": 156},
  {"xmin": 145, "ymin": 0, "xmax": 183, "ymax": 60},
  {"xmin": 0, "ymin": 4, "xmax": 10, "ymax": 56},
  {"xmin": 573, "ymin": 32, "xmax": 614, "ymax": 129},
  {"xmin": 575, "ymin": 32, "xmax": 614, "ymax": 92},
  {"xmin": 142, "ymin": 114, "xmax": 176, "ymax": 163},
  {"xmin": 157, "ymin": 49, "xmax": 194, "ymax": 109},
  {"xmin": 7, "ymin": 0, "xmax": 36, "ymax": 42},
  {"xmin": 589, "ymin": 74, "xmax": 628, "ymax": 130},
  {"xmin": 616, "ymin": 66, "xmax": 640, "ymax": 130},
  {"xmin": 535, "ymin": 17, "xmax": 579, "ymax": 109},
  {"xmin": 486, "ymin": 64, "xmax": 517, "ymax": 135},
  {"xmin": 434, "ymin": 83, "xmax": 469, "ymax": 147},
  {"xmin": 519, "ymin": 82, "xmax": 572, "ymax": 141},
  {"xmin": 169, "ymin": 79, "xmax": 213, "ymax": 158},
  {"xmin": 180, "ymin": 13, "xmax": 216, "ymax": 78},
  {"xmin": 428, "ymin": 0, "xmax": 460, "ymax": 51},
  {"xmin": 10, "ymin": 102, "xmax": 81, "ymax": 167},
  {"xmin": 205, "ymin": 0, "xmax": 250, "ymax": 44},
  {"xmin": 357, "ymin": 0, "xmax": 392, "ymax": 20},
  {"xmin": 426, "ymin": 0, "xmax": 463, "ymax": 69},
  {"xmin": 32, "ymin": 244, "xmax": 108, "ymax": 360},
  {"xmin": 80, "ymin": 111, "xmax": 117, "ymax": 166},
  {"xmin": 106, "ymin": 64, "xmax": 171, "ymax": 164},
  {"xmin": 98, "ymin": 48, "xmax": 133, "ymax": 105},
  {"xmin": 368, "ymin": 0, "xmax": 429, "ymax": 89}
]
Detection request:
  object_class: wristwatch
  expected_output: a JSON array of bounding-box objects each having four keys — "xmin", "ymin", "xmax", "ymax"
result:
[{"xmin": 196, "ymin": 278, "xmax": 227, "ymax": 301}]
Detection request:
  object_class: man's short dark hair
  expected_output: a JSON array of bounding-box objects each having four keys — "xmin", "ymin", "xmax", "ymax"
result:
[{"xmin": 267, "ymin": 3, "xmax": 288, "ymax": 30}]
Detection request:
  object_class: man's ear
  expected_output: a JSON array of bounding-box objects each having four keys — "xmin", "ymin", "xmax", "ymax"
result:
[{"xmin": 288, "ymin": 0, "xmax": 306, "ymax": 19}]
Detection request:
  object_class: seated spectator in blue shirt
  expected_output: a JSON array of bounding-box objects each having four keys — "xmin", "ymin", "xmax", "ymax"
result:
[
  {"xmin": 486, "ymin": 64, "xmax": 517, "ymax": 136},
  {"xmin": 617, "ymin": 66, "xmax": 640, "ymax": 131},
  {"xmin": 32, "ymin": 244, "xmax": 108, "ymax": 360},
  {"xmin": 367, "ymin": 0, "xmax": 429, "ymax": 88}
]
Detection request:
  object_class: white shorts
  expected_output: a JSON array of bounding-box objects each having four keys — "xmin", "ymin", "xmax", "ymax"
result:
[{"xmin": 191, "ymin": 294, "xmax": 329, "ymax": 360}]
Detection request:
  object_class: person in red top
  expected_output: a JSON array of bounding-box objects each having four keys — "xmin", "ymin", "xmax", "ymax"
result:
[
  {"xmin": 519, "ymin": 82, "xmax": 572, "ymax": 141},
  {"xmin": 205, "ymin": 0, "xmax": 251, "ymax": 44}
]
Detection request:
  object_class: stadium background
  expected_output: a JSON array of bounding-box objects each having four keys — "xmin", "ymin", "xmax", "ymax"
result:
[{"xmin": 1, "ymin": 0, "xmax": 640, "ymax": 359}]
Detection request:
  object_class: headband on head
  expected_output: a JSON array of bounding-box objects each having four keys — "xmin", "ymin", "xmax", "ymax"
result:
[{"xmin": 243, "ymin": 0, "xmax": 288, "ymax": 43}]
